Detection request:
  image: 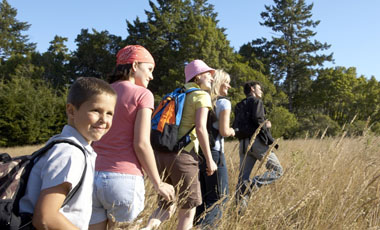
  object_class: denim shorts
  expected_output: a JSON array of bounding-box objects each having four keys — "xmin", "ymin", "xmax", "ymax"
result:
[{"xmin": 90, "ymin": 171, "xmax": 145, "ymax": 224}]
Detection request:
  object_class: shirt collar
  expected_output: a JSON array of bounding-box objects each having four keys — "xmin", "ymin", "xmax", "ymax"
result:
[
  {"xmin": 247, "ymin": 95, "xmax": 257, "ymax": 100},
  {"xmin": 184, "ymin": 82, "xmax": 201, "ymax": 90},
  {"xmin": 60, "ymin": 125, "xmax": 95, "ymax": 154}
]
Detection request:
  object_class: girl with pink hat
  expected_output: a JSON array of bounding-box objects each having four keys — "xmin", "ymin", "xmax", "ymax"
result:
[
  {"xmin": 89, "ymin": 45, "xmax": 175, "ymax": 230},
  {"xmin": 195, "ymin": 69, "xmax": 235, "ymax": 228},
  {"xmin": 143, "ymin": 60, "xmax": 218, "ymax": 230}
]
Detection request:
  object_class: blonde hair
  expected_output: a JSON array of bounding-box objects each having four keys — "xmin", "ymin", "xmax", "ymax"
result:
[{"xmin": 210, "ymin": 69, "xmax": 230, "ymax": 107}]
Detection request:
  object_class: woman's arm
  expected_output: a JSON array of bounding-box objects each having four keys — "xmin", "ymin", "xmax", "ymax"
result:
[
  {"xmin": 218, "ymin": 109, "xmax": 235, "ymax": 137},
  {"xmin": 33, "ymin": 183, "xmax": 79, "ymax": 230},
  {"xmin": 196, "ymin": 107, "xmax": 217, "ymax": 176},
  {"xmin": 133, "ymin": 108, "xmax": 175, "ymax": 201}
]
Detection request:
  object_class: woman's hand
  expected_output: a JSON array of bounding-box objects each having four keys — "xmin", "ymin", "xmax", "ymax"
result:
[
  {"xmin": 156, "ymin": 182, "xmax": 175, "ymax": 202},
  {"xmin": 206, "ymin": 158, "xmax": 218, "ymax": 176},
  {"xmin": 134, "ymin": 109, "xmax": 175, "ymax": 203},
  {"xmin": 229, "ymin": 127, "xmax": 235, "ymax": 137}
]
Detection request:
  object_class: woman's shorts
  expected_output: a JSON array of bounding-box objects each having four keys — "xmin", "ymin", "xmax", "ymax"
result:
[
  {"xmin": 155, "ymin": 148, "xmax": 202, "ymax": 209},
  {"xmin": 90, "ymin": 171, "xmax": 145, "ymax": 224}
]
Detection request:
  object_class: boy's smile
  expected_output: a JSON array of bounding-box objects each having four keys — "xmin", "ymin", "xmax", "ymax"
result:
[{"xmin": 67, "ymin": 92, "xmax": 117, "ymax": 144}]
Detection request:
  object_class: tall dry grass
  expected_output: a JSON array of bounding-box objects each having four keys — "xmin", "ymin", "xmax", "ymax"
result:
[
  {"xmin": 137, "ymin": 135, "xmax": 380, "ymax": 230},
  {"xmin": 0, "ymin": 144, "xmax": 43, "ymax": 157},
  {"xmin": 3, "ymin": 135, "xmax": 380, "ymax": 229}
]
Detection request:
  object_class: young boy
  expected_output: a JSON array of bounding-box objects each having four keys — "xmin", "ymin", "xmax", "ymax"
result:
[{"xmin": 19, "ymin": 77, "xmax": 117, "ymax": 230}]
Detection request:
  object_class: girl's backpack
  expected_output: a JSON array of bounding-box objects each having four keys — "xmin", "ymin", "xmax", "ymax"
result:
[
  {"xmin": 151, "ymin": 86, "xmax": 200, "ymax": 153},
  {"xmin": 0, "ymin": 139, "xmax": 87, "ymax": 230}
]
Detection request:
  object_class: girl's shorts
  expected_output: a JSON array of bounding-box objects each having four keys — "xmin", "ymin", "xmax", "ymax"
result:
[
  {"xmin": 155, "ymin": 149, "xmax": 202, "ymax": 209},
  {"xmin": 90, "ymin": 171, "xmax": 145, "ymax": 224}
]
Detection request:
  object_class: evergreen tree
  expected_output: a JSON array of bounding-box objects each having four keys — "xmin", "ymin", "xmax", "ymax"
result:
[
  {"xmin": 246, "ymin": 0, "xmax": 333, "ymax": 112},
  {"xmin": 239, "ymin": 38, "xmax": 272, "ymax": 80},
  {"xmin": 32, "ymin": 36, "xmax": 72, "ymax": 88},
  {"xmin": 47, "ymin": 35, "xmax": 70, "ymax": 57},
  {"xmin": 0, "ymin": 75, "xmax": 66, "ymax": 146},
  {"xmin": 0, "ymin": 0, "xmax": 36, "ymax": 80},
  {"xmin": 69, "ymin": 29, "xmax": 124, "ymax": 80},
  {"xmin": 126, "ymin": 0, "xmax": 235, "ymax": 97},
  {"xmin": 0, "ymin": 0, "xmax": 35, "ymax": 61}
]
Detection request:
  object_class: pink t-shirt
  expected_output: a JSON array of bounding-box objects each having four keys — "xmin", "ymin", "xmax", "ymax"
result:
[{"xmin": 93, "ymin": 81, "xmax": 154, "ymax": 176}]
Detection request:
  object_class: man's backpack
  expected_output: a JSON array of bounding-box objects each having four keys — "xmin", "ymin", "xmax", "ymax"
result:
[
  {"xmin": 0, "ymin": 139, "xmax": 87, "ymax": 230},
  {"xmin": 151, "ymin": 87, "xmax": 200, "ymax": 153},
  {"xmin": 232, "ymin": 98, "xmax": 255, "ymax": 140}
]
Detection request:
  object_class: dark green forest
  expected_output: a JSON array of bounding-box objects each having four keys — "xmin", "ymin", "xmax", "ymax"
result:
[{"xmin": 1, "ymin": 0, "xmax": 379, "ymax": 147}]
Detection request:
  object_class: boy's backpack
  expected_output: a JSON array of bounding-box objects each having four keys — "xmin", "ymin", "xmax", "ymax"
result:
[
  {"xmin": 0, "ymin": 139, "xmax": 87, "ymax": 230},
  {"xmin": 232, "ymin": 98, "xmax": 255, "ymax": 140},
  {"xmin": 151, "ymin": 87, "xmax": 200, "ymax": 153}
]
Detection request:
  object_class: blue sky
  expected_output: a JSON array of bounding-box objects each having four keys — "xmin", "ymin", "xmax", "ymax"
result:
[{"xmin": 8, "ymin": 0, "xmax": 380, "ymax": 80}]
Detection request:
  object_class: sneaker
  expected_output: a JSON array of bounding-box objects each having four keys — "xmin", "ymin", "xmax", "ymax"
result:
[{"xmin": 236, "ymin": 194, "xmax": 250, "ymax": 215}]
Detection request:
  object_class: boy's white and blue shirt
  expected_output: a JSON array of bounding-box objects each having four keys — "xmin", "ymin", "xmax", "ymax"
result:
[{"xmin": 19, "ymin": 125, "xmax": 97, "ymax": 230}]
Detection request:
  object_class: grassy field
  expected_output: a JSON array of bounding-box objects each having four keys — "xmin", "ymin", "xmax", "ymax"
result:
[
  {"xmin": 3, "ymin": 135, "xmax": 380, "ymax": 229},
  {"xmin": 1, "ymin": 144, "xmax": 44, "ymax": 157}
]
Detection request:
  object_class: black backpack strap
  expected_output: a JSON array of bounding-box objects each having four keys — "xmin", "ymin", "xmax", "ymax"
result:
[
  {"xmin": 17, "ymin": 139, "xmax": 87, "ymax": 229},
  {"xmin": 184, "ymin": 87, "xmax": 200, "ymax": 94},
  {"xmin": 55, "ymin": 140, "xmax": 86, "ymax": 207},
  {"xmin": 175, "ymin": 87, "xmax": 201, "ymax": 151},
  {"xmin": 178, "ymin": 125, "xmax": 196, "ymax": 143},
  {"xmin": 33, "ymin": 139, "xmax": 87, "ymax": 207},
  {"xmin": 216, "ymin": 96, "xmax": 227, "ymax": 101}
]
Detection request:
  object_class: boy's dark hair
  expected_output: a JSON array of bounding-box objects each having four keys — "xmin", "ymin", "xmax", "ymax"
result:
[
  {"xmin": 67, "ymin": 77, "xmax": 117, "ymax": 109},
  {"xmin": 108, "ymin": 64, "xmax": 133, "ymax": 84},
  {"xmin": 244, "ymin": 81, "xmax": 261, "ymax": 96}
]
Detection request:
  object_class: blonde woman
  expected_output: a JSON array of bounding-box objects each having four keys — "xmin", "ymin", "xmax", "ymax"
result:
[{"xmin": 195, "ymin": 69, "xmax": 235, "ymax": 228}]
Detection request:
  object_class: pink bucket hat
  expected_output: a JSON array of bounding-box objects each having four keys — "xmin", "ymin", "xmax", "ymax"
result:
[
  {"xmin": 185, "ymin": 60, "xmax": 215, "ymax": 83},
  {"xmin": 116, "ymin": 45, "xmax": 155, "ymax": 66}
]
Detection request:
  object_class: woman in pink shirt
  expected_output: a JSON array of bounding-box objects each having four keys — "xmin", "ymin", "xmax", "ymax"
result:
[{"xmin": 89, "ymin": 45, "xmax": 174, "ymax": 230}]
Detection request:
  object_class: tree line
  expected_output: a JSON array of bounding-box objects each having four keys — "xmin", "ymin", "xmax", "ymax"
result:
[{"xmin": 0, "ymin": 0, "xmax": 379, "ymax": 147}]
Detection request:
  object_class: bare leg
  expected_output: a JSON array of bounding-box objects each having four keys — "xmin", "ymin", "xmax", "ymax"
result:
[
  {"xmin": 89, "ymin": 220, "xmax": 107, "ymax": 230},
  {"xmin": 177, "ymin": 207, "xmax": 196, "ymax": 230},
  {"xmin": 142, "ymin": 204, "xmax": 176, "ymax": 230}
]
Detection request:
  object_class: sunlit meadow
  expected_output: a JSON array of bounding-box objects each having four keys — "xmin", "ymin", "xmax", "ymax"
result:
[{"xmin": 3, "ymin": 133, "xmax": 380, "ymax": 229}]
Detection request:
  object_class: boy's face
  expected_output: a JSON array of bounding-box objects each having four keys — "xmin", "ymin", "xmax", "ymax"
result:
[{"xmin": 67, "ymin": 93, "xmax": 117, "ymax": 144}]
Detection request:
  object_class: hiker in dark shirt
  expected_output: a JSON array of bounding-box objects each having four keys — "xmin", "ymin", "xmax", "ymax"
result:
[{"xmin": 235, "ymin": 81, "xmax": 283, "ymax": 206}]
